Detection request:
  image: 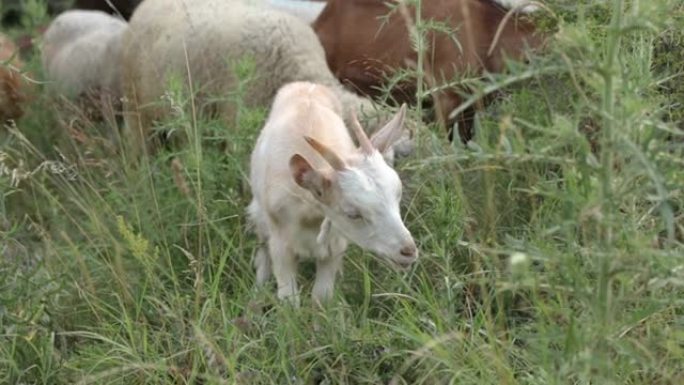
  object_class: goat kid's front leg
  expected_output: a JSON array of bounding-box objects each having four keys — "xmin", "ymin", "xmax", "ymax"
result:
[
  {"xmin": 253, "ymin": 246, "xmax": 271, "ymax": 286},
  {"xmin": 269, "ymin": 235, "xmax": 300, "ymax": 306},
  {"xmin": 312, "ymin": 240, "xmax": 346, "ymax": 305}
]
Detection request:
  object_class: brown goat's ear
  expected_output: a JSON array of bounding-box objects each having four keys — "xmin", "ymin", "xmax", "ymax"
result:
[
  {"xmin": 290, "ymin": 154, "xmax": 331, "ymax": 201},
  {"xmin": 370, "ymin": 104, "xmax": 407, "ymax": 153}
]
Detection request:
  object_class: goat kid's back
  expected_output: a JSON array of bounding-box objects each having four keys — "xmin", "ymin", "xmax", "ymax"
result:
[{"xmin": 250, "ymin": 83, "xmax": 354, "ymax": 197}]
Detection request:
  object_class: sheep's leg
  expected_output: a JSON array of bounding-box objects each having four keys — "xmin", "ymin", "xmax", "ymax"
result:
[
  {"xmin": 269, "ymin": 235, "xmax": 299, "ymax": 306},
  {"xmin": 121, "ymin": 79, "xmax": 150, "ymax": 159}
]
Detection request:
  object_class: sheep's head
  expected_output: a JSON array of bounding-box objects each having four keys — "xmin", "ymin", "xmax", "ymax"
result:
[{"xmin": 289, "ymin": 104, "xmax": 418, "ymax": 268}]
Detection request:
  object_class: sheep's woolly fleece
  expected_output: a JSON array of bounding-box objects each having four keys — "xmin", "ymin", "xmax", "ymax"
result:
[
  {"xmin": 42, "ymin": 10, "xmax": 127, "ymax": 98},
  {"xmin": 121, "ymin": 0, "xmax": 378, "ymax": 135}
]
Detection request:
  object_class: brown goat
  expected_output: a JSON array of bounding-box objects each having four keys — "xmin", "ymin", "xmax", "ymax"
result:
[
  {"xmin": 313, "ymin": 0, "xmax": 547, "ymax": 142},
  {"xmin": 0, "ymin": 33, "xmax": 28, "ymax": 123}
]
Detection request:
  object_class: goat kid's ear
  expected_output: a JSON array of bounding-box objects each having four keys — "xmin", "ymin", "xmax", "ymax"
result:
[
  {"xmin": 370, "ymin": 103, "xmax": 407, "ymax": 153},
  {"xmin": 290, "ymin": 154, "xmax": 332, "ymax": 201}
]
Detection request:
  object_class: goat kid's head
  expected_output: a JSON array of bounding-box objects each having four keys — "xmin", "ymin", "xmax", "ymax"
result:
[{"xmin": 289, "ymin": 104, "xmax": 418, "ymax": 268}]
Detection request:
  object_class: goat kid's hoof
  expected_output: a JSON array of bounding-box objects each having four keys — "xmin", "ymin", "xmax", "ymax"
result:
[{"xmin": 278, "ymin": 293, "xmax": 301, "ymax": 308}]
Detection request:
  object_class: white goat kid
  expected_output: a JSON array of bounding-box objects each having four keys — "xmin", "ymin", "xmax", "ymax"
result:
[{"xmin": 248, "ymin": 82, "xmax": 418, "ymax": 305}]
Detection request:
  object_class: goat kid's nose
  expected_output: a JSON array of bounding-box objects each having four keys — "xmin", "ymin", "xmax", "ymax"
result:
[{"xmin": 400, "ymin": 243, "xmax": 417, "ymax": 258}]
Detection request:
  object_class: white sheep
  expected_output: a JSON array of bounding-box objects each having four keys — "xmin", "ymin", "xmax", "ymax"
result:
[
  {"xmin": 120, "ymin": 0, "xmax": 402, "ymax": 157},
  {"xmin": 42, "ymin": 10, "xmax": 127, "ymax": 101},
  {"xmin": 248, "ymin": 81, "xmax": 418, "ymax": 305}
]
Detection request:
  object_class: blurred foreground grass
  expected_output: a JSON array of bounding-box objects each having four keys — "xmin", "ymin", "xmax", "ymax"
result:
[{"xmin": 1, "ymin": 0, "xmax": 683, "ymax": 384}]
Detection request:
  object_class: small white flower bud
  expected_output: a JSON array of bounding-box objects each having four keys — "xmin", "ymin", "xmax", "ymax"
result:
[{"xmin": 509, "ymin": 252, "xmax": 529, "ymax": 267}]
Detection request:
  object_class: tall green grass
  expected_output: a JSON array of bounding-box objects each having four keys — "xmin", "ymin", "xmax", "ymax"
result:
[{"xmin": 1, "ymin": 0, "xmax": 683, "ymax": 383}]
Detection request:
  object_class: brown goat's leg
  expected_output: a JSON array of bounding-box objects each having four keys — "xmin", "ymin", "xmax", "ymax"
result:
[
  {"xmin": 437, "ymin": 90, "xmax": 484, "ymax": 144},
  {"xmin": 457, "ymin": 105, "xmax": 477, "ymax": 144},
  {"xmin": 435, "ymin": 91, "xmax": 467, "ymax": 142}
]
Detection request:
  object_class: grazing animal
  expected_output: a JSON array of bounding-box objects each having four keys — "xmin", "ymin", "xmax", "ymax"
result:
[
  {"xmin": 312, "ymin": 0, "xmax": 547, "ymax": 142},
  {"xmin": 121, "ymin": 0, "xmax": 409, "ymax": 158},
  {"xmin": 41, "ymin": 10, "xmax": 127, "ymax": 102},
  {"xmin": 248, "ymin": 82, "xmax": 418, "ymax": 305},
  {"xmin": 0, "ymin": 33, "xmax": 28, "ymax": 123}
]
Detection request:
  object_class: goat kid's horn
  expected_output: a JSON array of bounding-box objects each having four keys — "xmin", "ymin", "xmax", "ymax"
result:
[
  {"xmin": 350, "ymin": 110, "xmax": 374, "ymax": 155},
  {"xmin": 304, "ymin": 136, "xmax": 346, "ymax": 171}
]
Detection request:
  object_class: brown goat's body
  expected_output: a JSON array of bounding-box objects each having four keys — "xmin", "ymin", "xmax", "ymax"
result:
[
  {"xmin": 0, "ymin": 33, "xmax": 27, "ymax": 123},
  {"xmin": 313, "ymin": 0, "xmax": 546, "ymax": 141}
]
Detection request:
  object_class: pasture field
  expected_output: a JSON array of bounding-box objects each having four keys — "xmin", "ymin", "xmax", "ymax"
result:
[{"xmin": 1, "ymin": 0, "xmax": 683, "ymax": 383}]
